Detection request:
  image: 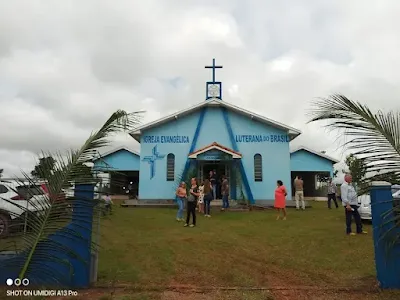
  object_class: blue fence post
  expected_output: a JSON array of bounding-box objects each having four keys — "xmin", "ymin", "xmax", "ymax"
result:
[
  {"xmin": 70, "ymin": 183, "xmax": 95, "ymax": 288},
  {"xmin": 370, "ymin": 181, "xmax": 400, "ymax": 289}
]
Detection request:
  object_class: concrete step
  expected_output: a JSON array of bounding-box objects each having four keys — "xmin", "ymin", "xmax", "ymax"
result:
[
  {"xmin": 120, "ymin": 199, "xmax": 312, "ymax": 208},
  {"xmin": 120, "ymin": 199, "xmax": 241, "ymax": 208}
]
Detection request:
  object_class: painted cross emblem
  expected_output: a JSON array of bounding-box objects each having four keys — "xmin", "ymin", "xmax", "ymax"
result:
[{"xmin": 142, "ymin": 145, "xmax": 166, "ymax": 179}]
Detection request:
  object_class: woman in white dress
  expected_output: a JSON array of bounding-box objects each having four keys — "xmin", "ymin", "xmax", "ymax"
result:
[{"xmin": 197, "ymin": 182, "xmax": 205, "ymax": 214}]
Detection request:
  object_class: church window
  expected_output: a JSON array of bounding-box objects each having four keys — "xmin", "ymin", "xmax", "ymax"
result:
[
  {"xmin": 254, "ymin": 154, "xmax": 262, "ymax": 182},
  {"xmin": 167, "ymin": 153, "xmax": 175, "ymax": 181}
]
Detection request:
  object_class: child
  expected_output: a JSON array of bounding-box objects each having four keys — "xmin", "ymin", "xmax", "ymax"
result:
[{"xmin": 198, "ymin": 182, "xmax": 204, "ymax": 214}]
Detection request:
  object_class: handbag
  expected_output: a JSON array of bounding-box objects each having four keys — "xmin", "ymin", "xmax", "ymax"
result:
[{"xmin": 188, "ymin": 194, "xmax": 196, "ymax": 202}]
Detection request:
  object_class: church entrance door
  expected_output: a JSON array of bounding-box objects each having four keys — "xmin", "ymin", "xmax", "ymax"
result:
[{"xmin": 198, "ymin": 161, "xmax": 230, "ymax": 199}]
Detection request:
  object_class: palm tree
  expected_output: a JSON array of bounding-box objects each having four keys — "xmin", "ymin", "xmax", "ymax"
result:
[
  {"xmin": 308, "ymin": 94, "xmax": 400, "ymax": 184},
  {"xmin": 308, "ymin": 94, "xmax": 400, "ymax": 246},
  {"xmin": 0, "ymin": 109, "xmax": 143, "ymax": 285}
]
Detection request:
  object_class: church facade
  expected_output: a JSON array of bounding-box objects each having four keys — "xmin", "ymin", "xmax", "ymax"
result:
[{"xmin": 94, "ymin": 60, "xmax": 338, "ymax": 203}]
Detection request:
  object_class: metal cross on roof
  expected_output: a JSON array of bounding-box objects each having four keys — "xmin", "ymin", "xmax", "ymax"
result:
[
  {"xmin": 205, "ymin": 58, "xmax": 223, "ymax": 83},
  {"xmin": 142, "ymin": 145, "xmax": 165, "ymax": 179}
]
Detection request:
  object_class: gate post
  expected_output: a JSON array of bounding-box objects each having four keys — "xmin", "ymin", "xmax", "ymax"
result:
[{"xmin": 370, "ymin": 181, "xmax": 400, "ymax": 289}]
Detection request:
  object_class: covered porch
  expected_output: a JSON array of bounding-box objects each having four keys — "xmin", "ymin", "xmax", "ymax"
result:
[
  {"xmin": 291, "ymin": 171, "xmax": 331, "ymax": 199},
  {"xmin": 188, "ymin": 142, "xmax": 242, "ymax": 200},
  {"xmin": 290, "ymin": 146, "xmax": 339, "ymax": 200}
]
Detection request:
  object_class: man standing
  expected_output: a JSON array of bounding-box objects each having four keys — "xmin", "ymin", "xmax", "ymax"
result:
[
  {"xmin": 327, "ymin": 178, "xmax": 338, "ymax": 209},
  {"xmin": 294, "ymin": 176, "xmax": 305, "ymax": 210},
  {"xmin": 209, "ymin": 170, "xmax": 217, "ymax": 200},
  {"xmin": 221, "ymin": 175, "xmax": 229, "ymax": 211},
  {"xmin": 340, "ymin": 174, "xmax": 367, "ymax": 235}
]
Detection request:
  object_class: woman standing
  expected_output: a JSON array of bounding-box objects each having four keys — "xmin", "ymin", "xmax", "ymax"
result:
[
  {"xmin": 175, "ymin": 182, "xmax": 187, "ymax": 221},
  {"xmin": 184, "ymin": 177, "xmax": 200, "ymax": 227},
  {"xmin": 274, "ymin": 180, "xmax": 287, "ymax": 220},
  {"xmin": 203, "ymin": 179, "xmax": 213, "ymax": 217},
  {"xmin": 198, "ymin": 182, "xmax": 205, "ymax": 214}
]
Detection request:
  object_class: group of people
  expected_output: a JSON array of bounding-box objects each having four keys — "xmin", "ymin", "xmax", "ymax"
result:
[
  {"xmin": 175, "ymin": 170, "xmax": 230, "ymax": 227},
  {"xmin": 274, "ymin": 174, "xmax": 368, "ymax": 235}
]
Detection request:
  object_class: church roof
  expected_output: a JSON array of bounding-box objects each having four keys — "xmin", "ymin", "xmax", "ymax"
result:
[
  {"xmin": 130, "ymin": 98, "xmax": 302, "ymax": 142},
  {"xmin": 93, "ymin": 146, "xmax": 140, "ymax": 161},
  {"xmin": 188, "ymin": 142, "xmax": 242, "ymax": 159},
  {"xmin": 290, "ymin": 146, "xmax": 339, "ymax": 163}
]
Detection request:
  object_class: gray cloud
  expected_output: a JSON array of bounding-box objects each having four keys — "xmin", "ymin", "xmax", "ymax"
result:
[{"xmin": 1, "ymin": 0, "xmax": 400, "ymax": 177}]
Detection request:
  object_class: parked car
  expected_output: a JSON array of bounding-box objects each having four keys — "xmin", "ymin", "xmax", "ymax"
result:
[
  {"xmin": 0, "ymin": 181, "xmax": 68, "ymax": 238},
  {"xmin": 357, "ymin": 185, "xmax": 400, "ymax": 221}
]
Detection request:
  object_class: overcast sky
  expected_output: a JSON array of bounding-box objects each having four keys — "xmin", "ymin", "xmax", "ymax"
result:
[{"xmin": 1, "ymin": 0, "xmax": 400, "ymax": 178}]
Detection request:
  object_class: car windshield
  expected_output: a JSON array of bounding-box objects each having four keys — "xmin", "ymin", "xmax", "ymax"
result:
[{"xmin": 16, "ymin": 185, "xmax": 44, "ymax": 199}]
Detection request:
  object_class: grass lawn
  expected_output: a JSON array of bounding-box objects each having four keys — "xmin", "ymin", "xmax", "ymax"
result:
[
  {"xmin": 92, "ymin": 202, "xmax": 400, "ymax": 300},
  {"xmin": 1, "ymin": 202, "xmax": 399, "ymax": 300}
]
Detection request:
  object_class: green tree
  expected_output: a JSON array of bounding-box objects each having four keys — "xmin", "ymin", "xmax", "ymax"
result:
[
  {"xmin": 31, "ymin": 156, "xmax": 94, "ymax": 182},
  {"xmin": 0, "ymin": 168, "xmax": 3, "ymax": 179},
  {"xmin": 31, "ymin": 157, "xmax": 56, "ymax": 179},
  {"xmin": 0, "ymin": 109, "xmax": 143, "ymax": 281},
  {"xmin": 342, "ymin": 154, "xmax": 368, "ymax": 191}
]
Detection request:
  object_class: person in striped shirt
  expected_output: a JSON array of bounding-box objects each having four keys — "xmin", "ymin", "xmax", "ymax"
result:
[
  {"xmin": 327, "ymin": 178, "xmax": 338, "ymax": 209},
  {"xmin": 340, "ymin": 174, "xmax": 367, "ymax": 235}
]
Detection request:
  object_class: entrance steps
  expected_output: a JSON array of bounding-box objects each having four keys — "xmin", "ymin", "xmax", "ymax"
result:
[
  {"xmin": 120, "ymin": 199, "xmax": 240, "ymax": 208},
  {"xmin": 120, "ymin": 199, "xmax": 312, "ymax": 208}
]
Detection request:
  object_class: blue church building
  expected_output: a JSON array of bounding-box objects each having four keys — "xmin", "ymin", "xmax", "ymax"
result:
[{"xmin": 94, "ymin": 59, "xmax": 338, "ymax": 204}]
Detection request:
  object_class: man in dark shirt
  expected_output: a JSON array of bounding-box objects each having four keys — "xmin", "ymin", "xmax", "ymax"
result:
[
  {"xmin": 221, "ymin": 175, "xmax": 229, "ymax": 211},
  {"xmin": 209, "ymin": 170, "xmax": 217, "ymax": 200}
]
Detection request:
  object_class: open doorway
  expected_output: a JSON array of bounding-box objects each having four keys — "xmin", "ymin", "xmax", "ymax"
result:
[
  {"xmin": 110, "ymin": 171, "xmax": 139, "ymax": 198},
  {"xmin": 199, "ymin": 161, "xmax": 230, "ymax": 199}
]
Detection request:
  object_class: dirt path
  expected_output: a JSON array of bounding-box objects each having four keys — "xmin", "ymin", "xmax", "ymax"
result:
[{"xmin": 57, "ymin": 284, "xmax": 397, "ymax": 300}]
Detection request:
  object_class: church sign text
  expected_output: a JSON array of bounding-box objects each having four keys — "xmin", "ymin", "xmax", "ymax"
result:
[
  {"xmin": 235, "ymin": 134, "xmax": 290, "ymax": 143},
  {"xmin": 197, "ymin": 150, "xmax": 232, "ymax": 161},
  {"xmin": 143, "ymin": 135, "xmax": 190, "ymax": 144}
]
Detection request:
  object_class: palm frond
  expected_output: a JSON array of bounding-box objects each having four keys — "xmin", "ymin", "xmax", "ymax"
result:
[
  {"xmin": 174, "ymin": 165, "xmax": 198, "ymax": 195},
  {"xmin": 308, "ymin": 94, "xmax": 400, "ymax": 182},
  {"xmin": 0, "ymin": 110, "xmax": 143, "ymax": 286}
]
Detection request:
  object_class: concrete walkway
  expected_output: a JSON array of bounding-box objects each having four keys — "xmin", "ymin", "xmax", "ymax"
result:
[{"xmin": 121, "ymin": 199, "xmax": 311, "ymax": 208}]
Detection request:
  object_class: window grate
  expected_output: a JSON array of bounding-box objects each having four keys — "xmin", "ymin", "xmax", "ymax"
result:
[
  {"xmin": 166, "ymin": 154, "xmax": 175, "ymax": 181},
  {"xmin": 254, "ymin": 154, "xmax": 263, "ymax": 182}
]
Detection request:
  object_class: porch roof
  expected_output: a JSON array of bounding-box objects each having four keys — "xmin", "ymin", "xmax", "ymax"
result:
[{"xmin": 188, "ymin": 142, "xmax": 242, "ymax": 159}]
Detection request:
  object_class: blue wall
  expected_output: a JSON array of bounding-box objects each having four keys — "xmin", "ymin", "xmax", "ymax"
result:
[
  {"xmin": 138, "ymin": 106, "xmax": 292, "ymax": 201},
  {"xmin": 94, "ymin": 149, "xmax": 140, "ymax": 171},
  {"xmin": 290, "ymin": 150, "xmax": 334, "ymax": 176}
]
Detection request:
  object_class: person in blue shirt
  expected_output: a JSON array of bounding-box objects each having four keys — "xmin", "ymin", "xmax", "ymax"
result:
[{"xmin": 340, "ymin": 174, "xmax": 367, "ymax": 235}]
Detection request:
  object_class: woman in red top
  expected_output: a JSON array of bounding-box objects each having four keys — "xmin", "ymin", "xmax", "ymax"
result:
[{"xmin": 274, "ymin": 180, "xmax": 287, "ymax": 220}]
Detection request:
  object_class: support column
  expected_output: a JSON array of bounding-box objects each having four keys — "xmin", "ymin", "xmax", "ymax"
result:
[
  {"xmin": 70, "ymin": 183, "xmax": 95, "ymax": 288},
  {"xmin": 370, "ymin": 181, "xmax": 400, "ymax": 289}
]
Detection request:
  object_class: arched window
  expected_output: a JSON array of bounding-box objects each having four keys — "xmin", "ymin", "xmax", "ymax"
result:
[
  {"xmin": 166, "ymin": 153, "xmax": 175, "ymax": 181},
  {"xmin": 254, "ymin": 154, "xmax": 263, "ymax": 182}
]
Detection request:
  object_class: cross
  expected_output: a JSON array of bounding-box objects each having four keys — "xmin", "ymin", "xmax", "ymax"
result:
[
  {"xmin": 205, "ymin": 58, "xmax": 223, "ymax": 83},
  {"xmin": 142, "ymin": 145, "xmax": 165, "ymax": 179}
]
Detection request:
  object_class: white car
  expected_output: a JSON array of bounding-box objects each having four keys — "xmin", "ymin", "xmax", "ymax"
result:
[
  {"xmin": 357, "ymin": 185, "xmax": 400, "ymax": 220},
  {"xmin": 0, "ymin": 182, "xmax": 50, "ymax": 238}
]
